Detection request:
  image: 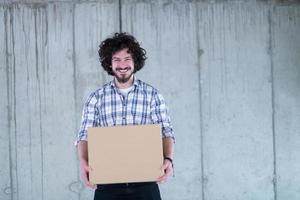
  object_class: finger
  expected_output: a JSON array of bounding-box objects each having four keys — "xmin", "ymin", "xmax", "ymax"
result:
[
  {"xmin": 165, "ymin": 166, "xmax": 172, "ymax": 176},
  {"xmin": 157, "ymin": 174, "xmax": 167, "ymax": 182},
  {"xmin": 160, "ymin": 165, "xmax": 167, "ymax": 171},
  {"xmin": 157, "ymin": 169, "xmax": 173, "ymax": 183},
  {"xmin": 85, "ymin": 172, "xmax": 96, "ymax": 189},
  {"xmin": 164, "ymin": 171, "xmax": 171, "ymax": 178},
  {"xmin": 157, "ymin": 176, "xmax": 167, "ymax": 184},
  {"xmin": 83, "ymin": 176, "xmax": 91, "ymax": 187},
  {"xmin": 87, "ymin": 181, "xmax": 97, "ymax": 189},
  {"xmin": 84, "ymin": 177, "xmax": 96, "ymax": 189},
  {"xmin": 84, "ymin": 165, "xmax": 91, "ymax": 172},
  {"xmin": 157, "ymin": 175, "xmax": 165, "ymax": 181},
  {"xmin": 81, "ymin": 170, "xmax": 93, "ymax": 187},
  {"xmin": 161, "ymin": 164, "xmax": 170, "ymax": 172},
  {"xmin": 163, "ymin": 161, "xmax": 168, "ymax": 167},
  {"xmin": 158, "ymin": 167, "xmax": 170, "ymax": 178}
]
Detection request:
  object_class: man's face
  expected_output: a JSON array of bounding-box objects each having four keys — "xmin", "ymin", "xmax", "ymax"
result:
[{"xmin": 111, "ymin": 48, "xmax": 135, "ymax": 83}]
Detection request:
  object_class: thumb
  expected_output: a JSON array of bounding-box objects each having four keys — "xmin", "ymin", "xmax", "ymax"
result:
[
  {"xmin": 161, "ymin": 162, "xmax": 168, "ymax": 170},
  {"xmin": 84, "ymin": 165, "xmax": 90, "ymax": 172}
]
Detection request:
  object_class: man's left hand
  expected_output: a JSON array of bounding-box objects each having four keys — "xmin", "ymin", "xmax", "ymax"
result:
[{"xmin": 157, "ymin": 159, "xmax": 173, "ymax": 184}]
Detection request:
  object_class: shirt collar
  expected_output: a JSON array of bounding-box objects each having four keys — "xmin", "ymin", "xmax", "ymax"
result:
[{"xmin": 109, "ymin": 76, "xmax": 140, "ymax": 89}]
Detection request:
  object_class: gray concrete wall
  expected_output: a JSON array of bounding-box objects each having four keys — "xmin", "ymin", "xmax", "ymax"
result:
[{"xmin": 0, "ymin": 0, "xmax": 299, "ymax": 200}]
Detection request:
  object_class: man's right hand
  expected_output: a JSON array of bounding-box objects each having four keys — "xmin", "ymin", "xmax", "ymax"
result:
[
  {"xmin": 77, "ymin": 140, "xmax": 96, "ymax": 189},
  {"xmin": 80, "ymin": 160, "xmax": 96, "ymax": 189}
]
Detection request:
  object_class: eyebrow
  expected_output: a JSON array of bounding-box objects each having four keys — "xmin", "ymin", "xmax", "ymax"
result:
[{"xmin": 112, "ymin": 56, "xmax": 132, "ymax": 60}]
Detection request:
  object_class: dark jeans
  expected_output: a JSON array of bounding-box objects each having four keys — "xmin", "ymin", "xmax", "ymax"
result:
[{"xmin": 94, "ymin": 182, "xmax": 162, "ymax": 200}]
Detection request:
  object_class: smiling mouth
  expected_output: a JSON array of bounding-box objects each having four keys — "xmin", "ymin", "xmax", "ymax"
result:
[{"xmin": 117, "ymin": 68, "xmax": 130, "ymax": 73}]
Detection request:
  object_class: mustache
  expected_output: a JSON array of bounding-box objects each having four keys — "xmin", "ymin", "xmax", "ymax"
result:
[{"xmin": 116, "ymin": 67, "xmax": 131, "ymax": 70}]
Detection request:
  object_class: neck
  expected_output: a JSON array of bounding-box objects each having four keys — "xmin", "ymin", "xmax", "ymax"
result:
[{"xmin": 114, "ymin": 75, "xmax": 134, "ymax": 89}]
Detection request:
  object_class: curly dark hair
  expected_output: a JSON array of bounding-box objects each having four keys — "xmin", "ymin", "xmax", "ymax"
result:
[{"xmin": 98, "ymin": 32, "xmax": 147, "ymax": 75}]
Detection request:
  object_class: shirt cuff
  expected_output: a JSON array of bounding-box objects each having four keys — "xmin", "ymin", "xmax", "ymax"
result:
[
  {"xmin": 74, "ymin": 134, "xmax": 88, "ymax": 146},
  {"xmin": 162, "ymin": 128, "xmax": 175, "ymax": 143}
]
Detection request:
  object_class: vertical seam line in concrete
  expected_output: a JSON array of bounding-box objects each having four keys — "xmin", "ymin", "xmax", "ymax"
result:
[
  {"xmin": 118, "ymin": 0, "xmax": 122, "ymax": 32},
  {"xmin": 34, "ymin": 9, "xmax": 40, "ymax": 80},
  {"xmin": 41, "ymin": 6, "xmax": 49, "ymax": 200},
  {"xmin": 9, "ymin": 6, "xmax": 19, "ymax": 200},
  {"xmin": 34, "ymin": 7, "xmax": 44, "ymax": 200},
  {"xmin": 268, "ymin": 7, "xmax": 278, "ymax": 200},
  {"xmin": 71, "ymin": 3, "xmax": 81, "ymax": 200},
  {"xmin": 4, "ymin": 7, "xmax": 14, "ymax": 200},
  {"xmin": 196, "ymin": 3, "xmax": 205, "ymax": 200},
  {"xmin": 32, "ymin": 9, "xmax": 38, "ymax": 198}
]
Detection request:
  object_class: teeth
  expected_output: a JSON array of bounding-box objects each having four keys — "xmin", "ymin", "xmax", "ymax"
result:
[{"xmin": 119, "ymin": 69, "xmax": 128, "ymax": 73}]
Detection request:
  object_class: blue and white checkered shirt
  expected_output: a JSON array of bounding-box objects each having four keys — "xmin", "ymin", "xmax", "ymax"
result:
[{"xmin": 75, "ymin": 78, "xmax": 175, "ymax": 145}]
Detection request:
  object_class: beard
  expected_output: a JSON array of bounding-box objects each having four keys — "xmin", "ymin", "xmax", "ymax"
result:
[{"xmin": 113, "ymin": 67, "xmax": 134, "ymax": 84}]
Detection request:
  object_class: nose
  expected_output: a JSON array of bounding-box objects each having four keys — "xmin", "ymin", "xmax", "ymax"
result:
[{"xmin": 118, "ymin": 60, "xmax": 129, "ymax": 68}]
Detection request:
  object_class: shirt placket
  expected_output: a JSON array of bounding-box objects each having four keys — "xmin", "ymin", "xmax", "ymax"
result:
[
  {"xmin": 121, "ymin": 95, "xmax": 127, "ymax": 125},
  {"xmin": 121, "ymin": 87, "xmax": 135, "ymax": 125}
]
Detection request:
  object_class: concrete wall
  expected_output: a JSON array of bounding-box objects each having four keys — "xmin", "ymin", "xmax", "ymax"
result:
[{"xmin": 0, "ymin": 0, "xmax": 299, "ymax": 200}]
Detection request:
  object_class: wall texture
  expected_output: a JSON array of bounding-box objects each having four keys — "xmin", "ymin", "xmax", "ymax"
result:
[{"xmin": 0, "ymin": 0, "xmax": 299, "ymax": 200}]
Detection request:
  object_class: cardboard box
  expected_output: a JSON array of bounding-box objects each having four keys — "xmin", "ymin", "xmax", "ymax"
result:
[{"xmin": 88, "ymin": 124, "xmax": 164, "ymax": 184}]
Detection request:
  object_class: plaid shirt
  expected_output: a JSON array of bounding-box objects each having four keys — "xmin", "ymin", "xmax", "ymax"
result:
[{"xmin": 75, "ymin": 78, "xmax": 174, "ymax": 145}]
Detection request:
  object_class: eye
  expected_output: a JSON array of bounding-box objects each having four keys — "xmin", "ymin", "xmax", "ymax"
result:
[{"xmin": 112, "ymin": 58, "xmax": 121, "ymax": 62}]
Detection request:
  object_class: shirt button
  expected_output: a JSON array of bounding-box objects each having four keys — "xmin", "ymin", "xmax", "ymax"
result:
[{"xmin": 122, "ymin": 116, "xmax": 126, "ymax": 120}]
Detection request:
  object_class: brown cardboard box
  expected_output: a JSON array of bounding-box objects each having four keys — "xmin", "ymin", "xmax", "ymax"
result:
[{"xmin": 88, "ymin": 124, "xmax": 164, "ymax": 184}]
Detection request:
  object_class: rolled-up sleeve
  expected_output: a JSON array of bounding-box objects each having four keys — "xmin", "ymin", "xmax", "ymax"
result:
[
  {"xmin": 150, "ymin": 92, "xmax": 175, "ymax": 142},
  {"xmin": 75, "ymin": 92, "xmax": 99, "ymax": 146}
]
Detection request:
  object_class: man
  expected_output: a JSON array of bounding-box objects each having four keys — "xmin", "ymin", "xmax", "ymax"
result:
[{"xmin": 76, "ymin": 32, "xmax": 175, "ymax": 200}]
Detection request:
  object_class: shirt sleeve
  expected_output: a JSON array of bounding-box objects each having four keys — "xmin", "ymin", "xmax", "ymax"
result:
[
  {"xmin": 150, "ymin": 91, "xmax": 175, "ymax": 142},
  {"xmin": 75, "ymin": 92, "xmax": 99, "ymax": 146}
]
